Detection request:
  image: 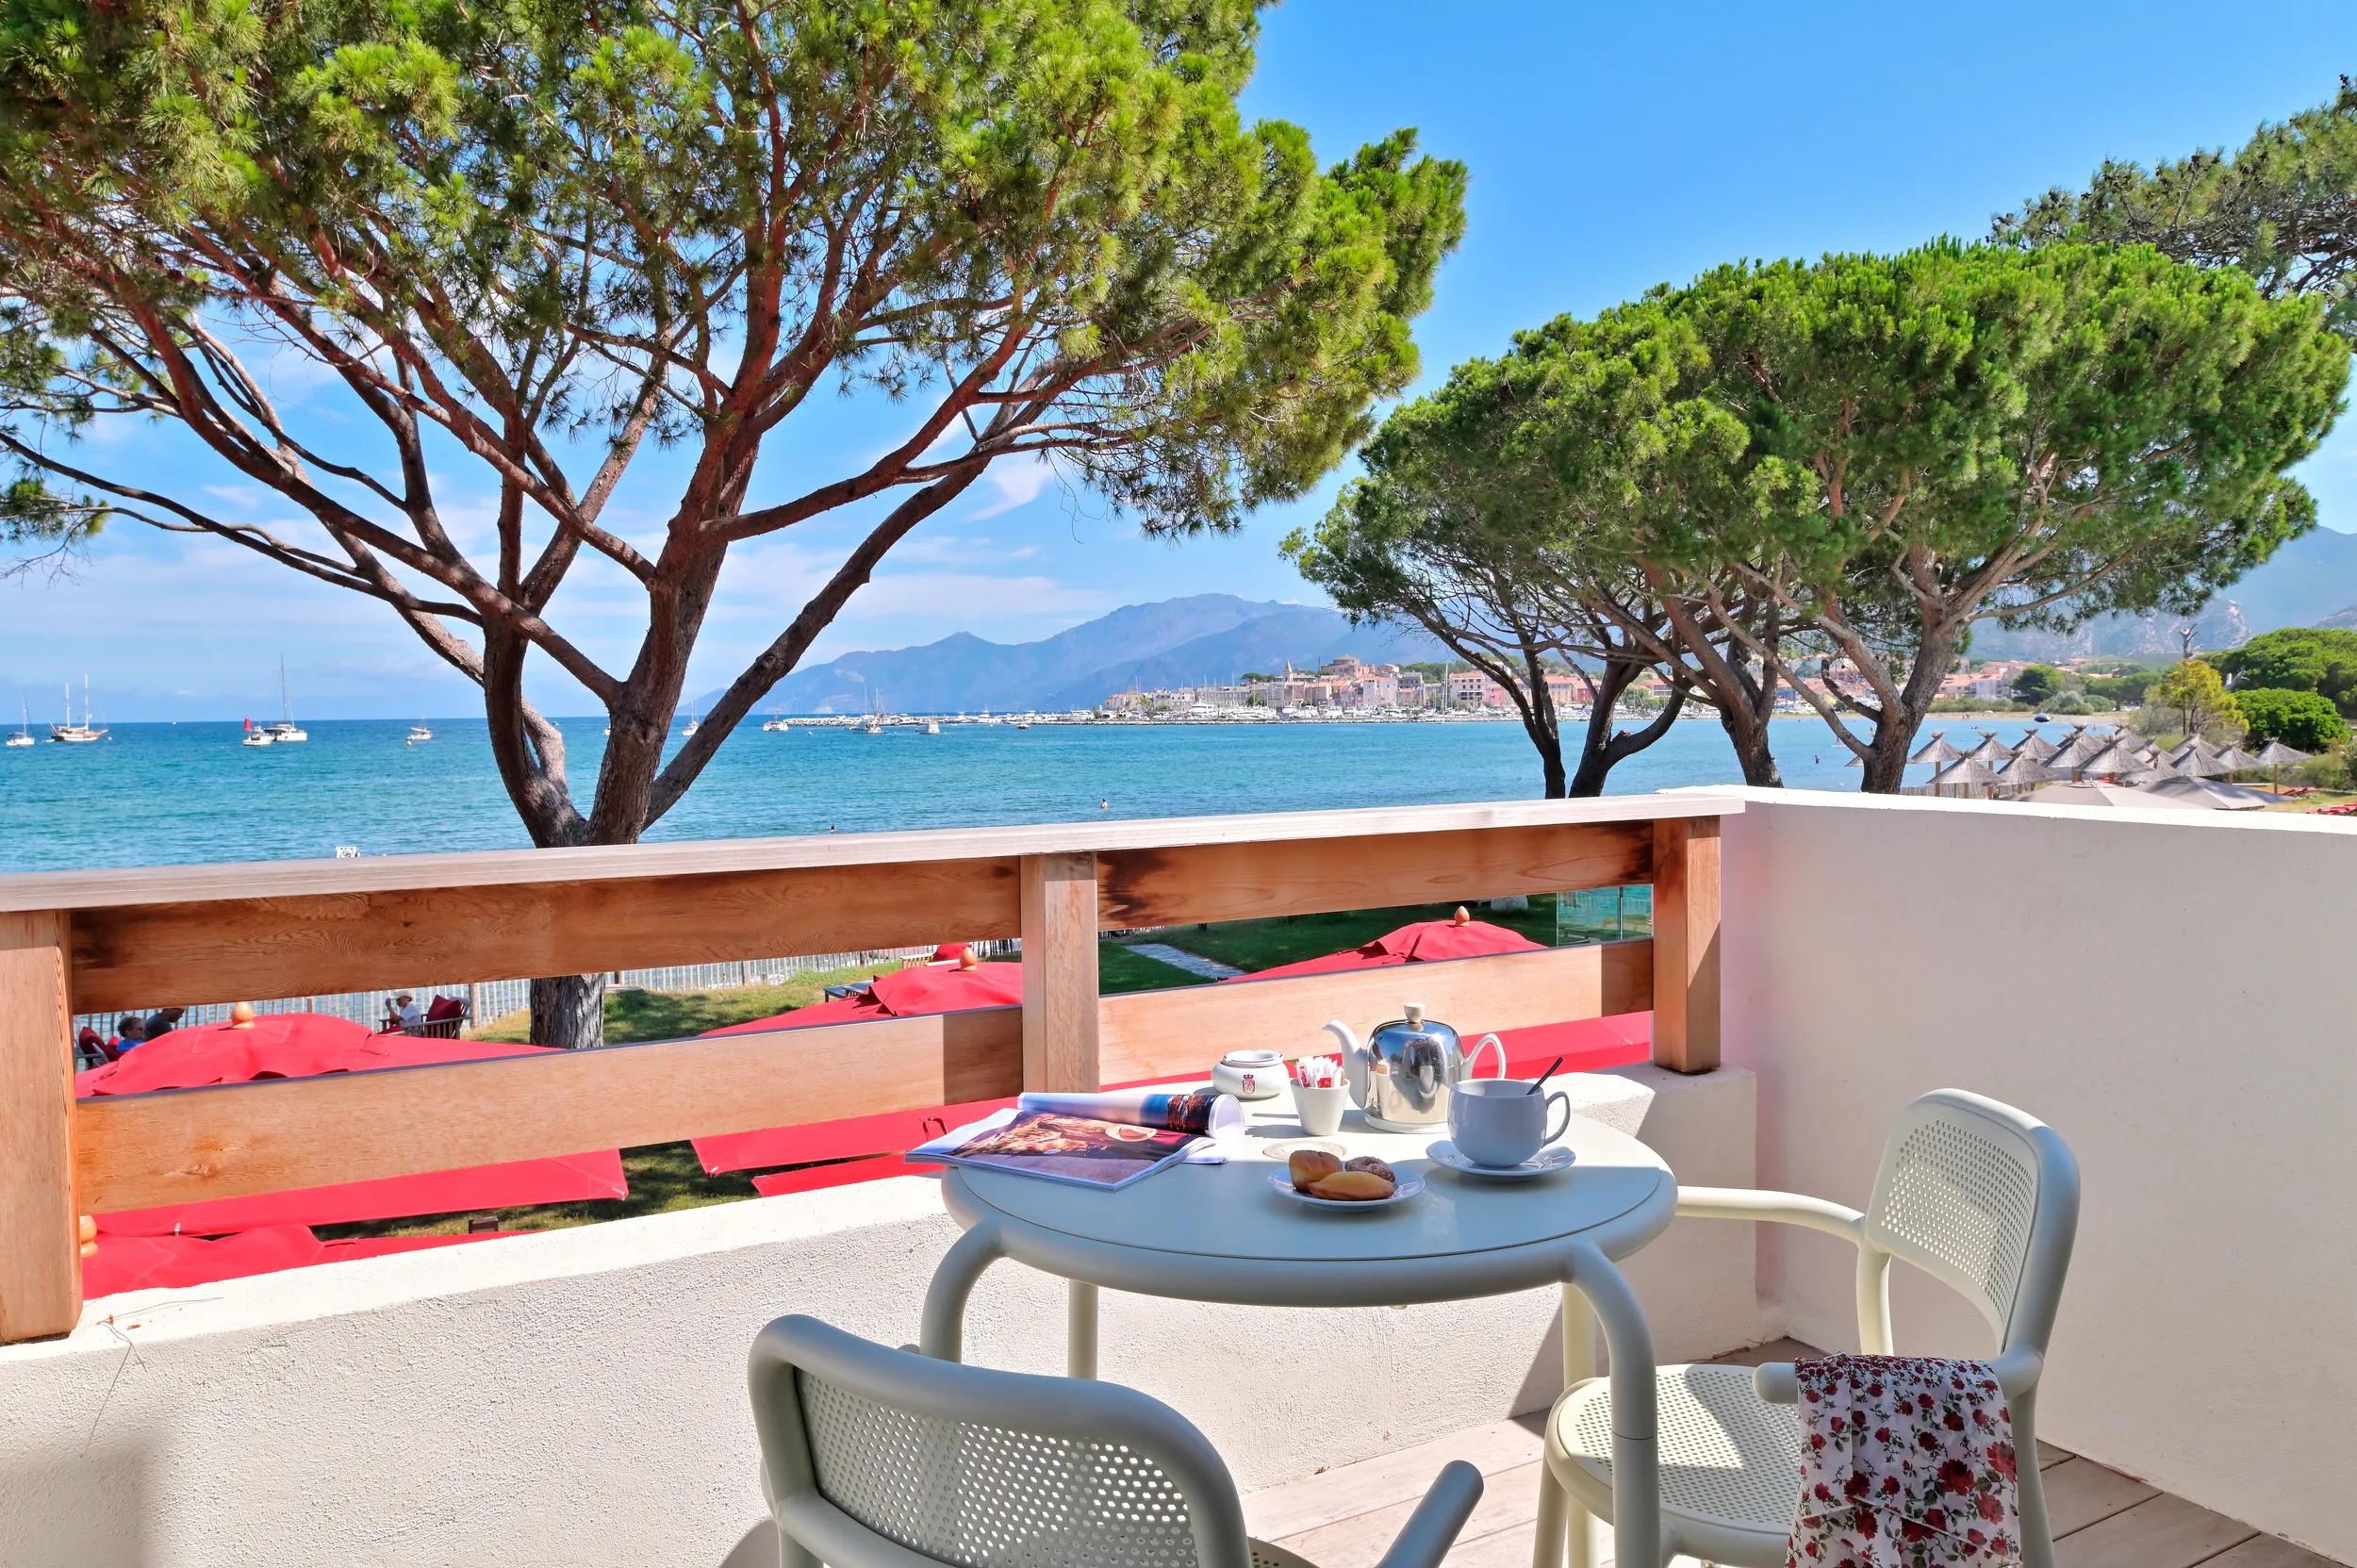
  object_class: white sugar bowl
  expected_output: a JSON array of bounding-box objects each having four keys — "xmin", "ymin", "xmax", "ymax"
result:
[{"xmin": 1211, "ymin": 1049, "xmax": 1288, "ymax": 1101}]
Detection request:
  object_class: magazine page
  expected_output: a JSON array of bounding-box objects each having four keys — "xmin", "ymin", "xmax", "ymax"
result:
[
  {"xmin": 1014, "ymin": 1087, "xmax": 1244, "ymax": 1139},
  {"xmin": 910, "ymin": 1108, "xmax": 1197, "ymax": 1190}
]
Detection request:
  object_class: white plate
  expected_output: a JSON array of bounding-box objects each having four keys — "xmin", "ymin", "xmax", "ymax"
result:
[
  {"xmin": 1426, "ymin": 1141, "xmax": 1575, "ymax": 1182},
  {"xmin": 1266, "ymin": 1172, "xmax": 1424, "ymax": 1212}
]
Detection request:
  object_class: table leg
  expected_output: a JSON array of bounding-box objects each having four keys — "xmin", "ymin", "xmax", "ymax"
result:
[
  {"xmin": 1565, "ymin": 1243, "xmax": 1662, "ymax": 1568},
  {"xmin": 919, "ymin": 1222, "xmax": 1005, "ymax": 1362},
  {"xmin": 1067, "ymin": 1280, "xmax": 1099, "ymax": 1379}
]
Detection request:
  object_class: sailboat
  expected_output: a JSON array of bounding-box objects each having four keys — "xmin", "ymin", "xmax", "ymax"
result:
[
  {"xmin": 264, "ymin": 657, "xmax": 307, "ymax": 742},
  {"xmin": 7, "ymin": 696, "xmax": 33, "ymax": 749},
  {"xmin": 761, "ymin": 707, "xmax": 791, "ymax": 733},
  {"xmin": 681, "ymin": 712, "xmax": 700, "ymax": 737},
  {"xmin": 240, "ymin": 716, "xmax": 274, "ymax": 749},
  {"xmin": 48, "ymin": 677, "xmax": 107, "ymax": 743}
]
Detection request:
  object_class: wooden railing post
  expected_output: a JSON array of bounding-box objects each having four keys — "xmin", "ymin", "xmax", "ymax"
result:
[
  {"xmin": 1650, "ymin": 817, "xmax": 1722, "ymax": 1074},
  {"xmin": 0, "ymin": 911, "xmax": 81, "ymax": 1343},
  {"xmin": 1019, "ymin": 851, "xmax": 1101, "ymax": 1092}
]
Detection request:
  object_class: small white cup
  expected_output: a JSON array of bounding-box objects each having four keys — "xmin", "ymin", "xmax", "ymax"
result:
[
  {"xmin": 1448, "ymin": 1078, "xmax": 1572, "ymax": 1169},
  {"xmin": 1290, "ymin": 1081, "xmax": 1349, "ymax": 1137}
]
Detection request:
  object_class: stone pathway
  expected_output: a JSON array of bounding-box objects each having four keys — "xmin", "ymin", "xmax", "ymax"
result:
[{"xmin": 1124, "ymin": 942, "xmax": 1244, "ymax": 980}]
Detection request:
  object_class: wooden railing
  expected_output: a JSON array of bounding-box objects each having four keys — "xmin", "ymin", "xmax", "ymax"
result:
[{"xmin": 0, "ymin": 794, "xmax": 1734, "ymax": 1344}]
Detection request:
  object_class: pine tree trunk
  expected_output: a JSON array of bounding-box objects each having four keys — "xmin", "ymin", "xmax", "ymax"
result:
[
  {"xmin": 1718, "ymin": 707, "xmax": 1784, "ymax": 786},
  {"xmin": 531, "ymin": 971, "xmax": 608, "ymax": 1050}
]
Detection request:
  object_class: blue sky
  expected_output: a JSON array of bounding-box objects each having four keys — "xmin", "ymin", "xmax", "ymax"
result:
[{"xmin": 7, "ymin": 0, "xmax": 2357, "ymax": 720}]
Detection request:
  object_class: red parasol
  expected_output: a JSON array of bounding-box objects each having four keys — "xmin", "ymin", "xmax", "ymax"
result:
[
  {"xmin": 701, "ymin": 956, "xmax": 1022, "ymax": 1037},
  {"xmin": 1223, "ymin": 909, "xmax": 1649, "ymax": 1076},
  {"xmin": 1219, "ymin": 907, "xmax": 1543, "ymax": 981},
  {"xmin": 78, "ymin": 1013, "xmax": 538, "ymax": 1096},
  {"xmin": 693, "ymin": 954, "xmax": 1021, "ymax": 1173},
  {"xmin": 78, "ymin": 1012, "xmax": 628, "ymax": 1232},
  {"xmin": 82, "ymin": 1226, "xmax": 519, "ymax": 1298}
]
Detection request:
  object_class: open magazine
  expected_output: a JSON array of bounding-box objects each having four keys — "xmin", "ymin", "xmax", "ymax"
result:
[{"xmin": 910, "ymin": 1087, "xmax": 1243, "ymax": 1191}]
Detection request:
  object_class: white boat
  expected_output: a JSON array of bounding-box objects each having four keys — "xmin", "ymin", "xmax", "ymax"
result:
[
  {"xmin": 682, "ymin": 716, "xmax": 700, "ymax": 736},
  {"xmin": 241, "ymin": 718, "xmax": 274, "ymax": 749},
  {"xmin": 924, "ymin": 720, "xmax": 941, "ymax": 735},
  {"xmin": 48, "ymin": 678, "xmax": 106, "ymax": 743},
  {"xmin": 761, "ymin": 712, "xmax": 792, "ymax": 733},
  {"xmin": 7, "ymin": 697, "xmax": 33, "ymax": 749},
  {"xmin": 406, "ymin": 722, "xmax": 433, "ymax": 744},
  {"xmin": 264, "ymin": 657, "xmax": 307, "ymax": 742}
]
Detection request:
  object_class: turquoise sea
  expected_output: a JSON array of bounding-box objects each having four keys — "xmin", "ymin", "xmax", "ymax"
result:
[{"xmin": 0, "ymin": 715, "xmax": 2046, "ymax": 873}]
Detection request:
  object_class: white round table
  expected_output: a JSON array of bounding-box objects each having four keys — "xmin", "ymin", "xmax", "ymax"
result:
[{"xmin": 919, "ymin": 1091, "xmax": 1679, "ymax": 1567}]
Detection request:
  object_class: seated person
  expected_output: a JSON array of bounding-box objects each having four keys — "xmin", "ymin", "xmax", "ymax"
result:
[
  {"xmin": 112, "ymin": 1015, "xmax": 148, "ymax": 1053},
  {"xmin": 140, "ymin": 1005, "xmax": 186, "ymax": 1041},
  {"xmin": 392, "ymin": 993, "xmax": 424, "ymax": 1032}
]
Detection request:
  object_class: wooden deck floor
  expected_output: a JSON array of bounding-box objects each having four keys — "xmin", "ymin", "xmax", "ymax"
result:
[{"xmin": 1241, "ymin": 1341, "xmax": 2344, "ymax": 1568}]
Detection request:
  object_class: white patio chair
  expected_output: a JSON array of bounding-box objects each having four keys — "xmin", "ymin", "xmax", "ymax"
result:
[
  {"xmin": 1534, "ymin": 1087, "xmax": 2080, "ymax": 1568},
  {"xmin": 750, "ymin": 1314, "xmax": 1485, "ymax": 1568}
]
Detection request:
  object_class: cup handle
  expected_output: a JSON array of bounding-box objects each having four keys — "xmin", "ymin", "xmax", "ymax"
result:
[
  {"xmin": 1467, "ymin": 1032, "xmax": 1508, "ymax": 1080},
  {"xmin": 1543, "ymin": 1090, "xmax": 1573, "ymax": 1146}
]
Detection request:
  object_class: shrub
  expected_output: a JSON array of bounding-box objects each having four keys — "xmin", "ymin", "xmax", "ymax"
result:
[{"xmin": 2234, "ymin": 686, "xmax": 2350, "ymax": 751}]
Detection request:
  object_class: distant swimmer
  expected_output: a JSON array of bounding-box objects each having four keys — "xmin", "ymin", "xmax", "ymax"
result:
[{"xmin": 1099, "ymin": 798, "xmax": 1110, "ymax": 811}]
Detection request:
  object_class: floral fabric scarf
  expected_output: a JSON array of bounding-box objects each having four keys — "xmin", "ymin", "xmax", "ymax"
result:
[{"xmin": 1786, "ymin": 1354, "xmax": 2022, "ymax": 1568}]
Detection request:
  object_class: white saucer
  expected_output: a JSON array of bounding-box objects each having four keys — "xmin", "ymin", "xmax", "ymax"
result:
[
  {"xmin": 1267, "ymin": 1172, "xmax": 1424, "ymax": 1212},
  {"xmin": 1261, "ymin": 1138, "xmax": 1347, "ymax": 1163},
  {"xmin": 1426, "ymin": 1141, "xmax": 1575, "ymax": 1181}
]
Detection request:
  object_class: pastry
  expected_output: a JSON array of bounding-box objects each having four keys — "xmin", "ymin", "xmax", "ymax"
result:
[
  {"xmin": 1343, "ymin": 1156, "xmax": 1396, "ymax": 1184},
  {"xmin": 1288, "ymin": 1148, "xmax": 1343, "ymax": 1192},
  {"xmin": 1308, "ymin": 1169, "xmax": 1396, "ymax": 1202}
]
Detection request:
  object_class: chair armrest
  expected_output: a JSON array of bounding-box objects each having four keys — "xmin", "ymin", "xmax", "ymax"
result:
[
  {"xmin": 1755, "ymin": 1345, "xmax": 2044, "ymax": 1404},
  {"xmin": 1676, "ymin": 1185, "xmax": 1866, "ymax": 1243},
  {"xmin": 1373, "ymin": 1460, "xmax": 1484, "ymax": 1568}
]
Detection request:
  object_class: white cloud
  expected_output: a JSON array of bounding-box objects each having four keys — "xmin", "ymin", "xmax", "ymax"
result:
[{"xmin": 966, "ymin": 454, "xmax": 1058, "ymax": 520}]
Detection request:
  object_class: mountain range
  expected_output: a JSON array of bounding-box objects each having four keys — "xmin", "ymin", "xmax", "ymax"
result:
[
  {"xmin": 1966, "ymin": 526, "xmax": 2357, "ymax": 661},
  {"xmin": 728, "ymin": 595, "xmax": 1446, "ymax": 715},
  {"xmin": 744, "ymin": 529, "xmax": 2357, "ymax": 716}
]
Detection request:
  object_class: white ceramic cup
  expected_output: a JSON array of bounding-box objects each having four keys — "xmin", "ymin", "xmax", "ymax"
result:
[
  {"xmin": 1448, "ymin": 1078, "xmax": 1572, "ymax": 1169},
  {"xmin": 1290, "ymin": 1081, "xmax": 1350, "ymax": 1136}
]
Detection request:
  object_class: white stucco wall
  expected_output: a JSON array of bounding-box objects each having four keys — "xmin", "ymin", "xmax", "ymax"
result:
[
  {"xmin": 1713, "ymin": 788, "xmax": 2357, "ymax": 1562},
  {"xmin": 0, "ymin": 1065, "xmax": 1755, "ymax": 1568}
]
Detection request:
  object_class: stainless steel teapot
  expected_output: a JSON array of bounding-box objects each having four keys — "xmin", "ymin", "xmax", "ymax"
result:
[{"xmin": 1322, "ymin": 1003, "xmax": 1507, "ymax": 1132}]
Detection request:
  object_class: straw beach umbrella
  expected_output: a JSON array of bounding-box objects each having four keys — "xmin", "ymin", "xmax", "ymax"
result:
[
  {"xmin": 1961, "ymin": 733, "xmax": 2013, "ymax": 767},
  {"xmin": 2073, "ymin": 741, "xmax": 2149, "ymax": 777},
  {"xmin": 2013, "ymin": 732, "xmax": 2060, "ymax": 765},
  {"xmin": 2136, "ymin": 775, "xmax": 2276, "ymax": 811},
  {"xmin": 2029, "ymin": 780, "xmax": 2208, "ymax": 810},
  {"xmin": 1927, "ymin": 757, "xmax": 2006, "ymax": 796},
  {"xmin": 2250, "ymin": 737, "xmax": 2310, "ymax": 793},
  {"xmin": 2046, "ymin": 730, "xmax": 2110, "ymax": 771},
  {"xmin": 1996, "ymin": 756, "xmax": 2066, "ymax": 787},
  {"xmin": 1907, "ymin": 734, "xmax": 1966, "ymax": 767}
]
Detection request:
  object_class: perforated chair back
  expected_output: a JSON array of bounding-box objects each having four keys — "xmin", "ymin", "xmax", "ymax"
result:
[
  {"xmin": 1861, "ymin": 1089, "xmax": 2079, "ymax": 1354},
  {"xmin": 750, "ymin": 1315, "xmax": 1255, "ymax": 1568}
]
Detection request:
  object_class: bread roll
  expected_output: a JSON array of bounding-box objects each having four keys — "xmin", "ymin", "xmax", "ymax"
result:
[
  {"xmin": 1288, "ymin": 1148, "xmax": 1343, "ymax": 1192},
  {"xmin": 1308, "ymin": 1169, "xmax": 1396, "ymax": 1202}
]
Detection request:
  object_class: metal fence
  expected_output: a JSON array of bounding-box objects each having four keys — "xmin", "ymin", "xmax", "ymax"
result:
[{"xmin": 74, "ymin": 939, "xmax": 1019, "ymax": 1041}]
